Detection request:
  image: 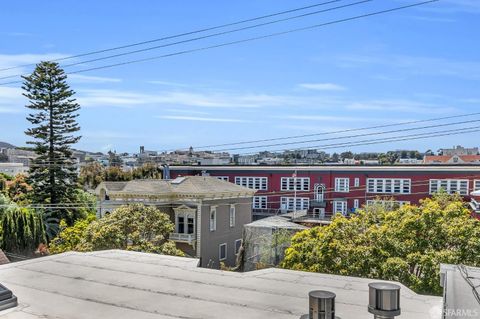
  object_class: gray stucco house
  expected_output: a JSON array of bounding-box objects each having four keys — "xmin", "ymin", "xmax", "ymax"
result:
[{"xmin": 95, "ymin": 176, "xmax": 255, "ymax": 268}]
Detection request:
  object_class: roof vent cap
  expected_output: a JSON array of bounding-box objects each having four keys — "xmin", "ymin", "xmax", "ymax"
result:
[
  {"xmin": 368, "ymin": 282, "xmax": 401, "ymax": 319},
  {"xmin": 308, "ymin": 290, "xmax": 336, "ymax": 319},
  {"xmin": 0, "ymin": 283, "xmax": 17, "ymax": 311}
]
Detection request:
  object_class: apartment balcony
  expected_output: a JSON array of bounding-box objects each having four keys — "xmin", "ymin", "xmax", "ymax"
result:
[
  {"xmin": 169, "ymin": 233, "xmax": 195, "ymax": 244},
  {"xmin": 310, "ymin": 200, "xmax": 327, "ymax": 208}
]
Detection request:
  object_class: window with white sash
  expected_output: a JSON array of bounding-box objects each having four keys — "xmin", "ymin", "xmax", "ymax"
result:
[
  {"xmin": 474, "ymin": 180, "xmax": 480, "ymax": 192},
  {"xmin": 219, "ymin": 243, "xmax": 227, "ymax": 261},
  {"xmin": 354, "ymin": 178, "xmax": 360, "ymax": 187},
  {"xmin": 333, "ymin": 201, "xmax": 347, "ymax": 215},
  {"xmin": 429, "ymin": 179, "xmax": 469, "ymax": 195},
  {"xmin": 214, "ymin": 176, "xmax": 229, "ymax": 182},
  {"xmin": 367, "ymin": 178, "xmax": 411, "ymax": 194},
  {"xmin": 335, "ymin": 178, "xmax": 350, "ymax": 192},
  {"xmin": 281, "ymin": 197, "xmax": 309, "ymax": 210},
  {"xmin": 209, "ymin": 206, "xmax": 217, "ymax": 231},
  {"xmin": 253, "ymin": 196, "xmax": 268, "ymax": 209},
  {"xmin": 235, "ymin": 176, "xmax": 268, "ymax": 190},
  {"xmin": 366, "ymin": 200, "xmax": 410, "ymax": 209},
  {"xmin": 281, "ymin": 177, "xmax": 310, "ymax": 191},
  {"xmin": 229, "ymin": 205, "xmax": 235, "ymax": 227}
]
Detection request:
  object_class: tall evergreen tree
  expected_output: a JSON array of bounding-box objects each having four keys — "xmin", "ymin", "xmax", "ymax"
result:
[{"xmin": 23, "ymin": 61, "xmax": 81, "ymax": 225}]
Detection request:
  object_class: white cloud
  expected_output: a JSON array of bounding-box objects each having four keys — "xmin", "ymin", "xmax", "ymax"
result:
[
  {"xmin": 346, "ymin": 99, "xmax": 456, "ymax": 114},
  {"xmin": 74, "ymin": 88, "xmax": 332, "ymax": 109},
  {"xmin": 68, "ymin": 74, "xmax": 122, "ymax": 83},
  {"xmin": 335, "ymin": 54, "xmax": 480, "ymax": 80},
  {"xmin": 156, "ymin": 115, "xmax": 249, "ymax": 123},
  {"xmin": 298, "ymin": 83, "xmax": 346, "ymax": 91},
  {"xmin": 278, "ymin": 115, "xmax": 360, "ymax": 121},
  {"xmin": 146, "ymin": 80, "xmax": 190, "ymax": 87},
  {"xmin": 0, "ymin": 87, "xmax": 25, "ymax": 114},
  {"xmin": 0, "ymin": 53, "xmax": 70, "ymax": 79}
]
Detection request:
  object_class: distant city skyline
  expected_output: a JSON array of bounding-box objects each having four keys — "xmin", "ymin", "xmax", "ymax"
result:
[{"xmin": 1, "ymin": 0, "xmax": 479, "ymax": 153}]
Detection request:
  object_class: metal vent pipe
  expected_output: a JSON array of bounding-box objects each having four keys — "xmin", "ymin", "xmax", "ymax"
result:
[
  {"xmin": 368, "ymin": 282, "xmax": 401, "ymax": 319},
  {"xmin": 309, "ymin": 290, "xmax": 336, "ymax": 319}
]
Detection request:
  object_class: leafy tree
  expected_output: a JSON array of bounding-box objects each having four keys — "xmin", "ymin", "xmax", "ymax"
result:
[
  {"xmin": 50, "ymin": 204, "xmax": 183, "ymax": 256},
  {"xmin": 132, "ymin": 163, "xmax": 162, "ymax": 179},
  {"xmin": 5, "ymin": 174, "xmax": 32, "ymax": 204},
  {"xmin": 1, "ymin": 207, "xmax": 46, "ymax": 255},
  {"xmin": 340, "ymin": 151, "xmax": 354, "ymax": 160},
  {"xmin": 103, "ymin": 166, "xmax": 132, "ymax": 182},
  {"xmin": 23, "ymin": 61, "xmax": 81, "ymax": 225},
  {"xmin": 108, "ymin": 150, "xmax": 122, "ymax": 167},
  {"xmin": 282, "ymin": 193, "xmax": 480, "ymax": 295},
  {"xmin": 49, "ymin": 215, "xmax": 96, "ymax": 254},
  {"xmin": 79, "ymin": 162, "xmax": 105, "ymax": 189},
  {"xmin": 0, "ymin": 173, "xmax": 13, "ymax": 193}
]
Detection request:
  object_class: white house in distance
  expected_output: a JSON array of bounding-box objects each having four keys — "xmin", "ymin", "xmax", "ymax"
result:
[{"xmin": 0, "ymin": 163, "xmax": 28, "ymax": 176}]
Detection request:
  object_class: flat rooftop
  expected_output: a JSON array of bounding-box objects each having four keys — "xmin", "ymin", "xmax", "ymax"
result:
[{"xmin": 0, "ymin": 250, "xmax": 442, "ymax": 319}]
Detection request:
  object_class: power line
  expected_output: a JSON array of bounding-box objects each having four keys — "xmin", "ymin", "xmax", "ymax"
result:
[
  {"xmin": 3, "ymin": 173, "xmax": 480, "ymax": 209},
  {"xmin": 0, "ymin": 0, "xmax": 439, "ymax": 86},
  {"xmin": 208, "ymin": 119, "xmax": 480, "ymax": 152},
  {"xmin": 23, "ymin": 125, "xmax": 480, "ymax": 167},
  {"xmin": 178, "ymin": 112, "xmax": 480, "ymax": 152},
  {"xmin": 0, "ymin": 0, "xmax": 345, "ymax": 73},
  {"xmin": 0, "ymin": 0, "xmax": 374, "ymax": 81},
  {"xmin": 234, "ymin": 125, "xmax": 480, "ymax": 156}
]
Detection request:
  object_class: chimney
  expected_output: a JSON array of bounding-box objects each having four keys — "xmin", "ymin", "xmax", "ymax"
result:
[{"xmin": 368, "ymin": 282, "xmax": 401, "ymax": 319}]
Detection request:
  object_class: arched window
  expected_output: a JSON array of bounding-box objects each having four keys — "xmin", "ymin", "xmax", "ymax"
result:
[{"xmin": 314, "ymin": 184, "xmax": 325, "ymax": 201}]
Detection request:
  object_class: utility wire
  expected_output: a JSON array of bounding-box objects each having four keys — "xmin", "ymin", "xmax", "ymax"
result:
[
  {"xmin": 0, "ymin": 0, "xmax": 373, "ymax": 81},
  {"xmin": 0, "ymin": 0, "xmax": 345, "ymax": 73},
  {"xmin": 176, "ymin": 112, "xmax": 480, "ymax": 152},
  {"xmin": 23, "ymin": 126, "xmax": 480, "ymax": 167},
  {"xmin": 0, "ymin": 0, "xmax": 439, "ymax": 86},
  {"xmin": 3, "ymin": 173, "xmax": 480, "ymax": 209},
  {"xmin": 235, "ymin": 125, "xmax": 480, "ymax": 156},
  {"xmin": 208, "ymin": 119, "xmax": 480, "ymax": 152}
]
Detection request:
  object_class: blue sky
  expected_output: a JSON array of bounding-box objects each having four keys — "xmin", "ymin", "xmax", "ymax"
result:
[{"xmin": 0, "ymin": 0, "xmax": 479, "ymax": 154}]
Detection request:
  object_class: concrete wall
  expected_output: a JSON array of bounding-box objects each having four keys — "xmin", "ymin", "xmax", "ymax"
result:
[{"xmin": 199, "ymin": 197, "xmax": 252, "ymax": 268}]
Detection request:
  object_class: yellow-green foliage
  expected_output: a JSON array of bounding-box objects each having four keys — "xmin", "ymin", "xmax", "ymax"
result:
[
  {"xmin": 50, "ymin": 204, "xmax": 184, "ymax": 257},
  {"xmin": 282, "ymin": 193, "xmax": 480, "ymax": 295},
  {"xmin": 49, "ymin": 215, "xmax": 96, "ymax": 254}
]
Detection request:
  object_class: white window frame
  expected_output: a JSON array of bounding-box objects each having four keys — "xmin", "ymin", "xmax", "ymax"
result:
[
  {"xmin": 253, "ymin": 196, "xmax": 268, "ymax": 209},
  {"xmin": 229, "ymin": 205, "xmax": 236, "ymax": 228},
  {"xmin": 366, "ymin": 200, "xmax": 410, "ymax": 209},
  {"xmin": 209, "ymin": 206, "xmax": 217, "ymax": 231},
  {"xmin": 235, "ymin": 239, "xmax": 242, "ymax": 255},
  {"xmin": 219, "ymin": 243, "xmax": 227, "ymax": 261},
  {"xmin": 354, "ymin": 178, "xmax": 360, "ymax": 188},
  {"xmin": 280, "ymin": 177, "xmax": 310, "ymax": 191},
  {"xmin": 281, "ymin": 197, "xmax": 309, "ymax": 211},
  {"xmin": 234, "ymin": 176, "xmax": 268, "ymax": 190},
  {"xmin": 474, "ymin": 180, "xmax": 480, "ymax": 192},
  {"xmin": 214, "ymin": 176, "xmax": 229, "ymax": 182},
  {"xmin": 335, "ymin": 178, "xmax": 350, "ymax": 193},
  {"xmin": 353, "ymin": 199, "xmax": 359, "ymax": 209},
  {"xmin": 314, "ymin": 183, "xmax": 326, "ymax": 201},
  {"xmin": 366, "ymin": 178, "xmax": 411, "ymax": 194},
  {"xmin": 429, "ymin": 179, "xmax": 469, "ymax": 195},
  {"xmin": 333, "ymin": 201, "xmax": 347, "ymax": 215}
]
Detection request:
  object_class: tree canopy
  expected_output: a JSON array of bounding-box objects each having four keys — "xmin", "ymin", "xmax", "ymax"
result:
[
  {"xmin": 282, "ymin": 193, "xmax": 480, "ymax": 295},
  {"xmin": 50, "ymin": 204, "xmax": 183, "ymax": 256},
  {"xmin": 23, "ymin": 61, "xmax": 81, "ymax": 225}
]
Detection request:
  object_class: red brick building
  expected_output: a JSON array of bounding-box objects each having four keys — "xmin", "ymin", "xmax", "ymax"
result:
[{"xmin": 170, "ymin": 165, "xmax": 480, "ymax": 219}]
